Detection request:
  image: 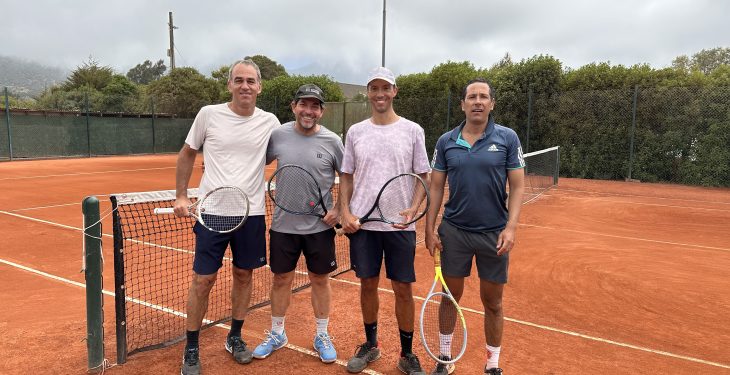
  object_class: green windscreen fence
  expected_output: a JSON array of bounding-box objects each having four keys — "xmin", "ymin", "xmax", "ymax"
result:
[{"xmin": 0, "ymin": 110, "xmax": 193, "ymax": 160}]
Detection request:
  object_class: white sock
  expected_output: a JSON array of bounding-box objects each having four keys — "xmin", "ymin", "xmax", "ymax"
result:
[
  {"xmin": 486, "ymin": 344, "xmax": 501, "ymax": 369},
  {"xmin": 271, "ymin": 316, "xmax": 285, "ymax": 335},
  {"xmin": 316, "ymin": 317, "xmax": 329, "ymax": 335},
  {"xmin": 439, "ymin": 333, "xmax": 453, "ymax": 358}
]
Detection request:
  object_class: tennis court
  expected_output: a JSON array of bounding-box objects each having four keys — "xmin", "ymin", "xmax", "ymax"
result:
[{"xmin": 0, "ymin": 154, "xmax": 728, "ymax": 374}]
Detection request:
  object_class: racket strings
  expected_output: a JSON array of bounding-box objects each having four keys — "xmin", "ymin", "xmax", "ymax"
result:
[
  {"xmin": 199, "ymin": 187, "xmax": 248, "ymax": 232},
  {"xmin": 377, "ymin": 175, "xmax": 425, "ymax": 224},
  {"xmin": 421, "ymin": 293, "xmax": 466, "ymax": 361},
  {"xmin": 272, "ymin": 167, "xmax": 322, "ymax": 214}
]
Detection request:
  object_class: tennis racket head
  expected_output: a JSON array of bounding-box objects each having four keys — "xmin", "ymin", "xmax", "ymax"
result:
[
  {"xmin": 268, "ymin": 164, "xmax": 325, "ymax": 217},
  {"xmin": 367, "ymin": 173, "xmax": 429, "ymax": 225},
  {"xmin": 419, "ymin": 290, "xmax": 467, "ymax": 364},
  {"xmin": 195, "ymin": 186, "xmax": 249, "ymax": 233}
]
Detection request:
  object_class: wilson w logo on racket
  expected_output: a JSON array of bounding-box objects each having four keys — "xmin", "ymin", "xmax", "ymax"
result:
[
  {"xmin": 419, "ymin": 249, "xmax": 468, "ymax": 365},
  {"xmin": 154, "ymin": 186, "xmax": 249, "ymax": 233},
  {"xmin": 357, "ymin": 173, "xmax": 430, "ymax": 227}
]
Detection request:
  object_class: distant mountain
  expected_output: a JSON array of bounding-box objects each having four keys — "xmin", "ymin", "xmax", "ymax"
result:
[{"xmin": 0, "ymin": 55, "xmax": 67, "ymax": 98}]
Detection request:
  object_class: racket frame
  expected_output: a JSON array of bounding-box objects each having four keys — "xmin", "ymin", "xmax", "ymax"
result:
[
  {"xmin": 357, "ymin": 172, "xmax": 430, "ymax": 226},
  {"xmin": 419, "ymin": 249, "xmax": 468, "ymax": 364},
  {"xmin": 153, "ymin": 185, "xmax": 249, "ymax": 234}
]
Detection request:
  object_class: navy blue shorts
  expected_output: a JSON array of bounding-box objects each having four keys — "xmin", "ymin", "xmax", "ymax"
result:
[
  {"xmin": 192, "ymin": 215, "xmax": 267, "ymax": 275},
  {"xmin": 348, "ymin": 230, "xmax": 416, "ymax": 283}
]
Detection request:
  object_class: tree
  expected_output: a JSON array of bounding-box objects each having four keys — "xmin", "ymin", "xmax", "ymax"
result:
[
  {"xmin": 257, "ymin": 74, "xmax": 343, "ymax": 121},
  {"xmin": 126, "ymin": 59, "xmax": 167, "ymax": 84},
  {"xmin": 672, "ymin": 48, "xmax": 730, "ymax": 75},
  {"xmin": 101, "ymin": 75, "xmax": 139, "ymax": 112},
  {"xmin": 147, "ymin": 67, "xmax": 219, "ymax": 117},
  {"xmin": 245, "ymin": 55, "xmax": 288, "ymax": 80},
  {"xmin": 63, "ymin": 57, "xmax": 114, "ymax": 91}
]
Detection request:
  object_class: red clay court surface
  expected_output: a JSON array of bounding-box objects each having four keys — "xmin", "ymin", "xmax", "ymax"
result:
[{"xmin": 0, "ymin": 154, "xmax": 729, "ymax": 374}]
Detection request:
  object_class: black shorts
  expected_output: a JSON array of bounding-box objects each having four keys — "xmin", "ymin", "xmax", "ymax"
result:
[
  {"xmin": 192, "ymin": 215, "xmax": 267, "ymax": 275},
  {"xmin": 348, "ymin": 230, "xmax": 416, "ymax": 283},
  {"xmin": 438, "ymin": 220, "xmax": 509, "ymax": 284},
  {"xmin": 269, "ymin": 228, "xmax": 337, "ymax": 275}
]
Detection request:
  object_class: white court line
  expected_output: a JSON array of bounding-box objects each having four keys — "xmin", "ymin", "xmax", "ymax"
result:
[
  {"xmin": 552, "ymin": 187, "xmax": 730, "ymax": 206},
  {"xmin": 331, "ymin": 277, "xmax": 730, "ymax": 370},
  {"xmin": 521, "ymin": 223, "xmax": 730, "ymax": 252},
  {"xmin": 544, "ymin": 194, "xmax": 730, "ymax": 212},
  {"xmin": 0, "ymin": 166, "xmax": 178, "ymax": 181},
  {"xmin": 0, "ymin": 258, "xmax": 383, "ymax": 375},
  {"xmin": 4, "ymin": 211, "xmax": 730, "ymax": 370}
]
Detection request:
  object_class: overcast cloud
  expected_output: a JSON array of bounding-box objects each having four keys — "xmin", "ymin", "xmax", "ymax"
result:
[{"xmin": 2, "ymin": 0, "xmax": 728, "ymax": 84}]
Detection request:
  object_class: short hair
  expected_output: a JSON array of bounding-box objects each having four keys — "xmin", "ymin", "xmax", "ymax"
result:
[
  {"xmin": 228, "ymin": 59, "xmax": 262, "ymax": 83},
  {"xmin": 462, "ymin": 78, "xmax": 496, "ymax": 100}
]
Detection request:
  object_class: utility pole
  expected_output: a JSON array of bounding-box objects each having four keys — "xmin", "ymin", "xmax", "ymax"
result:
[
  {"xmin": 381, "ymin": 0, "xmax": 386, "ymax": 67},
  {"xmin": 167, "ymin": 12, "xmax": 178, "ymax": 69}
]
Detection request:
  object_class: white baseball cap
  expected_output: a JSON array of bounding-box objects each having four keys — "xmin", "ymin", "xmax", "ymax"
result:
[{"xmin": 366, "ymin": 66, "xmax": 396, "ymax": 86}]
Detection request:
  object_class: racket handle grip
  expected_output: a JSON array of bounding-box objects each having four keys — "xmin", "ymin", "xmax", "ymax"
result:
[
  {"xmin": 334, "ymin": 224, "xmax": 344, "ymax": 236},
  {"xmin": 154, "ymin": 208, "xmax": 175, "ymax": 214}
]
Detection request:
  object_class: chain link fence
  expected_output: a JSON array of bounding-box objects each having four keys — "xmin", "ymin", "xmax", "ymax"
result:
[{"xmin": 2, "ymin": 85, "xmax": 728, "ymax": 187}]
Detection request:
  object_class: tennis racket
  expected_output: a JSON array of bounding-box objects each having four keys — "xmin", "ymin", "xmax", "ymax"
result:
[
  {"xmin": 268, "ymin": 164, "xmax": 341, "ymax": 231},
  {"xmin": 419, "ymin": 249, "xmax": 467, "ymax": 365},
  {"xmin": 357, "ymin": 173, "xmax": 429, "ymax": 226},
  {"xmin": 154, "ymin": 185, "xmax": 249, "ymax": 233}
]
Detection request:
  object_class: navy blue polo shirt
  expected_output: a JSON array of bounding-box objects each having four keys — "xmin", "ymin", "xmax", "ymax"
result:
[{"xmin": 431, "ymin": 118, "xmax": 525, "ymax": 232}]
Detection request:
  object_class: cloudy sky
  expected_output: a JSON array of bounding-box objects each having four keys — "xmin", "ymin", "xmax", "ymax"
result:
[{"xmin": 3, "ymin": 0, "xmax": 728, "ymax": 84}]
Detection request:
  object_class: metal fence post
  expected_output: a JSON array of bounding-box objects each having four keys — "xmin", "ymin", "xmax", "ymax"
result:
[
  {"xmin": 4, "ymin": 87, "xmax": 13, "ymax": 160},
  {"xmin": 85, "ymin": 91, "xmax": 91, "ymax": 157},
  {"xmin": 628, "ymin": 85, "xmax": 639, "ymax": 180},
  {"xmin": 526, "ymin": 86, "xmax": 533, "ymax": 153},
  {"xmin": 445, "ymin": 91, "xmax": 452, "ymax": 133},
  {"xmin": 151, "ymin": 98, "xmax": 156, "ymax": 154}
]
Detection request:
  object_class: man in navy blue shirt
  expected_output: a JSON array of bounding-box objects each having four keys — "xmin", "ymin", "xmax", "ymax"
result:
[{"xmin": 425, "ymin": 78, "xmax": 525, "ymax": 375}]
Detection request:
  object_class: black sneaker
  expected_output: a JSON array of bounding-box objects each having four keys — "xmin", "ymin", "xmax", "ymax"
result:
[
  {"xmin": 484, "ymin": 367, "xmax": 503, "ymax": 375},
  {"xmin": 397, "ymin": 352, "xmax": 426, "ymax": 375},
  {"xmin": 181, "ymin": 347, "xmax": 201, "ymax": 375},
  {"xmin": 430, "ymin": 355, "xmax": 455, "ymax": 375},
  {"xmin": 346, "ymin": 342, "xmax": 381, "ymax": 373},
  {"xmin": 225, "ymin": 335, "xmax": 253, "ymax": 364}
]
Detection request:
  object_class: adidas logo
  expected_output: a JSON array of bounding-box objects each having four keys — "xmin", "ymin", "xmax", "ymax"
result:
[{"xmin": 488, "ymin": 144, "xmax": 499, "ymax": 152}]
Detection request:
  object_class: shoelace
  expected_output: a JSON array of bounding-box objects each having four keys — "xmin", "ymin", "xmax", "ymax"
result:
[
  {"xmin": 353, "ymin": 342, "xmax": 373, "ymax": 358},
  {"xmin": 262, "ymin": 330, "xmax": 283, "ymax": 345},
  {"xmin": 316, "ymin": 333, "xmax": 334, "ymax": 350},
  {"xmin": 406, "ymin": 354, "xmax": 422, "ymax": 369},
  {"xmin": 229, "ymin": 336, "xmax": 246, "ymax": 351}
]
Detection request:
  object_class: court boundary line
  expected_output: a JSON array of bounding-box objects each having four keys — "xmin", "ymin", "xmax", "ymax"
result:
[
  {"xmin": 330, "ymin": 277, "xmax": 730, "ymax": 370},
  {"xmin": 3, "ymin": 211, "xmax": 729, "ymax": 369},
  {"xmin": 521, "ymin": 223, "xmax": 730, "ymax": 252},
  {"xmin": 0, "ymin": 166, "xmax": 179, "ymax": 181},
  {"xmin": 2, "ymin": 255, "xmax": 728, "ymax": 371},
  {"xmin": 543, "ymin": 194, "xmax": 730, "ymax": 212},
  {"xmin": 551, "ymin": 187, "xmax": 730, "ymax": 206},
  {"xmin": 0, "ymin": 257, "xmax": 383, "ymax": 375}
]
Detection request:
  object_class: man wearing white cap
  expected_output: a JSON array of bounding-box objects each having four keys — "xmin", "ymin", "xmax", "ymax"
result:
[{"xmin": 340, "ymin": 67, "xmax": 430, "ymax": 375}]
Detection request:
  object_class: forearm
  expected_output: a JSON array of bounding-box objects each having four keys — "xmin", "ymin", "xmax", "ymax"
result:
[
  {"xmin": 176, "ymin": 145, "xmax": 198, "ymax": 199},
  {"xmin": 425, "ymin": 171, "xmax": 446, "ymax": 234},
  {"xmin": 339, "ymin": 173, "xmax": 354, "ymax": 216}
]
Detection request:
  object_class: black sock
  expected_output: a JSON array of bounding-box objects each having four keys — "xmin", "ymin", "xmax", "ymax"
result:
[
  {"xmin": 364, "ymin": 321, "xmax": 378, "ymax": 346},
  {"xmin": 186, "ymin": 330, "xmax": 199, "ymax": 350},
  {"xmin": 399, "ymin": 329, "xmax": 413, "ymax": 355},
  {"xmin": 229, "ymin": 319, "xmax": 244, "ymax": 338}
]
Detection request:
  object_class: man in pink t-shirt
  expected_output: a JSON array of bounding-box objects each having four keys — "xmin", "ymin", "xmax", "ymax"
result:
[{"xmin": 340, "ymin": 67, "xmax": 430, "ymax": 375}]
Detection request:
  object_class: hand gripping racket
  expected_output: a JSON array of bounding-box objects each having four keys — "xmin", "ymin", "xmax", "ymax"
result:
[
  {"xmin": 419, "ymin": 249, "xmax": 468, "ymax": 364},
  {"xmin": 357, "ymin": 173, "xmax": 429, "ymax": 226},
  {"xmin": 154, "ymin": 185, "xmax": 249, "ymax": 233},
  {"xmin": 267, "ymin": 164, "xmax": 342, "ymax": 231}
]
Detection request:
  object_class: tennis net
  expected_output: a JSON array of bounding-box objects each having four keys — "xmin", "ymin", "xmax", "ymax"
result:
[
  {"xmin": 109, "ymin": 185, "xmax": 350, "ymax": 363},
  {"xmin": 522, "ymin": 146, "xmax": 560, "ymax": 204}
]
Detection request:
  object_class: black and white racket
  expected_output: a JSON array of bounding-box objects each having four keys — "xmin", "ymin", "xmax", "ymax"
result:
[
  {"xmin": 154, "ymin": 186, "xmax": 249, "ymax": 233},
  {"xmin": 357, "ymin": 173, "xmax": 429, "ymax": 226},
  {"xmin": 268, "ymin": 164, "xmax": 341, "ymax": 230}
]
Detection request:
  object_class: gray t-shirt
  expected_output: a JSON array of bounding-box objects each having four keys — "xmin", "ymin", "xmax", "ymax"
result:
[{"xmin": 266, "ymin": 122, "xmax": 344, "ymax": 234}]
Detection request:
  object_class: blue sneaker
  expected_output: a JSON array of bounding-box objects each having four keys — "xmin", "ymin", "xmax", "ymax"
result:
[
  {"xmin": 313, "ymin": 333, "xmax": 337, "ymax": 363},
  {"xmin": 252, "ymin": 330, "xmax": 288, "ymax": 359}
]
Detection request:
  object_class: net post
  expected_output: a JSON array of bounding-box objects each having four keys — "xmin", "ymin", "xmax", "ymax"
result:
[
  {"xmin": 82, "ymin": 196, "xmax": 104, "ymax": 373},
  {"xmin": 4, "ymin": 87, "xmax": 13, "ymax": 161},
  {"xmin": 110, "ymin": 195, "xmax": 129, "ymax": 364}
]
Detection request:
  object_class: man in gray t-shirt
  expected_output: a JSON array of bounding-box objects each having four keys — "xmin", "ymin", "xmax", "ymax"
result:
[{"xmin": 253, "ymin": 84, "xmax": 344, "ymax": 364}]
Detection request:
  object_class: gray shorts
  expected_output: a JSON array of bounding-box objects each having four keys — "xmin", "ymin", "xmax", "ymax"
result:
[{"xmin": 437, "ymin": 220, "xmax": 509, "ymax": 284}]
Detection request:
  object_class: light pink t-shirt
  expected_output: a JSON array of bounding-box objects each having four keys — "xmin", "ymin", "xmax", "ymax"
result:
[{"xmin": 341, "ymin": 117, "xmax": 431, "ymax": 231}]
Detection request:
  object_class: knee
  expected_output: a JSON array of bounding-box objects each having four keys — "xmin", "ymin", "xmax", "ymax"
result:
[
  {"xmin": 392, "ymin": 282, "xmax": 413, "ymax": 303},
  {"xmin": 272, "ymin": 273, "xmax": 294, "ymax": 289},
  {"xmin": 482, "ymin": 297, "xmax": 503, "ymax": 315},
  {"xmin": 308, "ymin": 273, "xmax": 329, "ymax": 288},
  {"xmin": 360, "ymin": 277, "xmax": 380, "ymax": 293},
  {"xmin": 232, "ymin": 268, "xmax": 252, "ymax": 286},
  {"xmin": 192, "ymin": 274, "xmax": 217, "ymax": 294}
]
